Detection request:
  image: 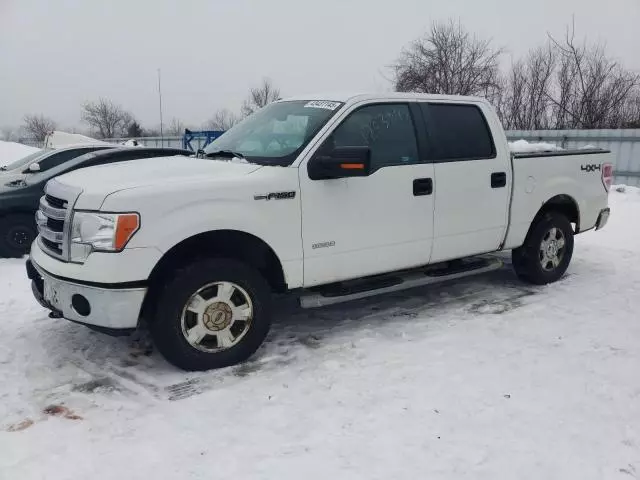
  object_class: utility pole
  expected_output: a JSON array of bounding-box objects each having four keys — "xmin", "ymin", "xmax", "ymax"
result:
[{"xmin": 158, "ymin": 68, "xmax": 164, "ymax": 146}]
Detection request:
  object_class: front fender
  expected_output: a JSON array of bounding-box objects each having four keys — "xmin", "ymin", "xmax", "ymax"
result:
[{"xmin": 100, "ymin": 167, "xmax": 304, "ymax": 287}]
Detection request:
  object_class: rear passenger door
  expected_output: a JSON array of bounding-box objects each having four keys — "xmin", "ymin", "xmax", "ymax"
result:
[{"xmin": 419, "ymin": 102, "xmax": 510, "ymax": 262}]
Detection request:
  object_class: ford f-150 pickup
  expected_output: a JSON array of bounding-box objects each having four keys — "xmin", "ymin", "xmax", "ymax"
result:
[{"xmin": 26, "ymin": 93, "xmax": 612, "ymax": 370}]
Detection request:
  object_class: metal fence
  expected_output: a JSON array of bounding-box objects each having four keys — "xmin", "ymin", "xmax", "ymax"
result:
[
  {"xmin": 113, "ymin": 129, "xmax": 640, "ymax": 186},
  {"xmin": 506, "ymin": 129, "xmax": 640, "ymax": 187},
  {"xmin": 20, "ymin": 128, "xmax": 640, "ymax": 187},
  {"xmin": 102, "ymin": 136, "xmax": 188, "ymax": 150}
]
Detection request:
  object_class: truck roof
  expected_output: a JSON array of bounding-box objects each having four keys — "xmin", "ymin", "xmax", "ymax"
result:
[{"xmin": 281, "ymin": 92, "xmax": 488, "ymax": 104}]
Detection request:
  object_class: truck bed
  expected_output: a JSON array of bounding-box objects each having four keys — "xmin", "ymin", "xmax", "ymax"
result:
[
  {"xmin": 512, "ymin": 148, "xmax": 611, "ymax": 159},
  {"xmin": 503, "ymin": 148, "xmax": 612, "ymax": 250}
]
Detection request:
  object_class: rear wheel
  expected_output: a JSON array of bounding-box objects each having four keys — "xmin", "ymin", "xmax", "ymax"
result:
[
  {"xmin": 512, "ymin": 212, "xmax": 574, "ymax": 285},
  {"xmin": 150, "ymin": 258, "xmax": 272, "ymax": 371},
  {"xmin": 0, "ymin": 214, "xmax": 37, "ymax": 258}
]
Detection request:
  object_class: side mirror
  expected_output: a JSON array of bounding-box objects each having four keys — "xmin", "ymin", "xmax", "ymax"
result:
[
  {"xmin": 308, "ymin": 146, "xmax": 372, "ymax": 180},
  {"xmin": 27, "ymin": 162, "xmax": 41, "ymax": 173}
]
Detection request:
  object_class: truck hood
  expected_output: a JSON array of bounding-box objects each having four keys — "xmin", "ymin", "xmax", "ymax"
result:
[{"xmin": 55, "ymin": 156, "xmax": 263, "ymax": 196}]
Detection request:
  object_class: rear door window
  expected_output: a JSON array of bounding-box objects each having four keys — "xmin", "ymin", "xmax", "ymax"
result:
[
  {"xmin": 36, "ymin": 147, "xmax": 109, "ymax": 172},
  {"xmin": 420, "ymin": 103, "xmax": 495, "ymax": 161}
]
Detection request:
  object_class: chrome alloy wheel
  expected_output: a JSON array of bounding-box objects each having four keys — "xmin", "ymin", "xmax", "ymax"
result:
[
  {"xmin": 180, "ymin": 281, "xmax": 253, "ymax": 352},
  {"xmin": 539, "ymin": 227, "xmax": 566, "ymax": 272}
]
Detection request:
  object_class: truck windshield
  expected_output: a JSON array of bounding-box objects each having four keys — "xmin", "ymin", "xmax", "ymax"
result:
[{"xmin": 203, "ymin": 100, "xmax": 344, "ymax": 166}]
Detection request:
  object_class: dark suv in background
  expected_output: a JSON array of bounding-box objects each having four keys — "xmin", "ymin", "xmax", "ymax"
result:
[{"xmin": 0, "ymin": 147, "xmax": 192, "ymax": 257}]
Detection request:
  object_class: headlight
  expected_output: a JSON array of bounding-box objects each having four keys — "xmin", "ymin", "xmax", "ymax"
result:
[{"xmin": 70, "ymin": 212, "xmax": 140, "ymax": 262}]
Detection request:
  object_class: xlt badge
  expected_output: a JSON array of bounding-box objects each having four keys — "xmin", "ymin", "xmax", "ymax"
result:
[{"xmin": 312, "ymin": 241, "xmax": 335, "ymax": 250}]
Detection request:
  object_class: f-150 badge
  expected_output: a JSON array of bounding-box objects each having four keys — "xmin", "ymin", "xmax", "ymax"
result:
[{"xmin": 254, "ymin": 191, "xmax": 296, "ymax": 201}]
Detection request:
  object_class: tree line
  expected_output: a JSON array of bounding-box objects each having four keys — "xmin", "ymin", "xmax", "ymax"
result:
[
  {"xmin": 5, "ymin": 78, "xmax": 280, "ymax": 143},
  {"xmin": 393, "ymin": 19, "xmax": 640, "ymax": 130},
  {"xmin": 4, "ymin": 19, "xmax": 639, "ymax": 143}
]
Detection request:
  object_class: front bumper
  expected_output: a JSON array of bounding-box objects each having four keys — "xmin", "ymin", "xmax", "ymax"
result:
[
  {"xmin": 26, "ymin": 258, "xmax": 146, "ymax": 332},
  {"xmin": 596, "ymin": 207, "xmax": 610, "ymax": 231}
]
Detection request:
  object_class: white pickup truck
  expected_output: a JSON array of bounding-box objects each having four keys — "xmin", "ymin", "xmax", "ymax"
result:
[{"xmin": 26, "ymin": 93, "xmax": 612, "ymax": 370}]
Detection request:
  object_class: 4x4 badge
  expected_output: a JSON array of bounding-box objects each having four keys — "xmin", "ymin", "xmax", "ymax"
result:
[{"xmin": 581, "ymin": 164, "xmax": 601, "ymax": 173}]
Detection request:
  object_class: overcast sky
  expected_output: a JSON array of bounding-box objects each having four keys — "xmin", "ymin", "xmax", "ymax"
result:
[{"xmin": 1, "ymin": 0, "xmax": 638, "ymax": 130}]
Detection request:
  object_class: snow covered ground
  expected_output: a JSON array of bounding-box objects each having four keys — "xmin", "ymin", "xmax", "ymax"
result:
[
  {"xmin": 1, "ymin": 189, "xmax": 639, "ymax": 479},
  {"xmin": 0, "ymin": 140, "xmax": 40, "ymax": 163}
]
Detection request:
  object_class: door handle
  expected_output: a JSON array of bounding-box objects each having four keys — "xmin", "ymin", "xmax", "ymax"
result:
[
  {"xmin": 413, "ymin": 178, "xmax": 433, "ymax": 196},
  {"xmin": 491, "ymin": 172, "xmax": 507, "ymax": 188}
]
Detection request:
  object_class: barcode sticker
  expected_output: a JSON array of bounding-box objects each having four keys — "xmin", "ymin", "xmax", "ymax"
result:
[{"xmin": 304, "ymin": 101, "xmax": 341, "ymax": 110}]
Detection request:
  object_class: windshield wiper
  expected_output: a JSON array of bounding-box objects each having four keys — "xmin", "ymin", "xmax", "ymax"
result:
[{"xmin": 204, "ymin": 149, "xmax": 245, "ymax": 159}]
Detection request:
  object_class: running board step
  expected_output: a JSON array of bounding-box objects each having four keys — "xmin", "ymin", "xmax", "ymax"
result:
[{"xmin": 299, "ymin": 256, "xmax": 504, "ymax": 309}]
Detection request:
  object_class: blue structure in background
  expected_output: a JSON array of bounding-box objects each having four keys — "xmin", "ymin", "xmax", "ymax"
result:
[{"xmin": 182, "ymin": 129, "xmax": 225, "ymax": 152}]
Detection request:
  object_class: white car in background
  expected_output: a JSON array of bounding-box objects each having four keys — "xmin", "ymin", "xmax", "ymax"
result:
[
  {"xmin": 0, "ymin": 131, "xmax": 116, "ymax": 186},
  {"xmin": 0, "ymin": 150, "xmax": 46, "ymax": 185},
  {"xmin": 0, "ymin": 144, "xmax": 116, "ymax": 187}
]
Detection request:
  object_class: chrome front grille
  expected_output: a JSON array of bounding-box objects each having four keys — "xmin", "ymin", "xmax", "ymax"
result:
[
  {"xmin": 35, "ymin": 180, "xmax": 80, "ymax": 261},
  {"xmin": 36, "ymin": 195, "xmax": 68, "ymax": 258},
  {"xmin": 44, "ymin": 194, "xmax": 66, "ymax": 209}
]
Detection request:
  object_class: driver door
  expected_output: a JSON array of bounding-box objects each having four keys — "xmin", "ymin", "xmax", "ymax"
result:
[{"xmin": 299, "ymin": 102, "xmax": 436, "ymax": 287}]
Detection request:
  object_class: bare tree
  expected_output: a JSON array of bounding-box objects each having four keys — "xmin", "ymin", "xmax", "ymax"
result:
[
  {"xmin": 167, "ymin": 117, "xmax": 185, "ymax": 136},
  {"xmin": 499, "ymin": 45, "xmax": 556, "ymax": 130},
  {"xmin": 1, "ymin": 126, "xmax": 18, "ymax": 142},
  {"xmin": 619, "ymin": 90, "xmax": 640, "ymax": 128},
  {"xmin": 144, "ymin": 127, "xmax": 161, "ymax": 137},
  {"xmin": 545, "ymin": 22, "xmax": 639, "ymax": 129},
  {"xmin": 393, "ymin": 20, "xmax": 503, "ymax": 98},
  {"xmin": 126, "ymin": 120, "xmax": 143, "ymax": 138},
  {"xmin": 495, "ymin": 19, "xmax": 640, "ymax": 130},
  {"xmin": 205, "ymin": 109, "xmax": 240, "ymax": 130},
  {"xmin": 22, "ymin": 114, "xmax": 56, "ymax": 142},
  {"xmin": 81, "ymin": 98, "xmax": 134, "ymax": 138},
  {"xmin": 241, "ymin": 78, "xmax": 281, "ymax": 117},
  {"xmin": 121, "ymin": 111, "xmax": 137, "ymax": 135}
]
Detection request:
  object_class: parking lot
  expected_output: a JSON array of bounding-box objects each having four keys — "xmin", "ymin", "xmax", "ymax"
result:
[{"xmin": 0, "ymin": 187, "xmax": 637, "ymax": 479}]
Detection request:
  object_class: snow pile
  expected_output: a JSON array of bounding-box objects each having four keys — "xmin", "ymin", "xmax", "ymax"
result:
[
  {"xmin": 44, "ymin": 131, "xmax": 111, "ymax": 149},
  {"xmin": 122, "ymin": 139, "xmax": 145, "ymax": 147},
  {"xmin": 0, "ymin": 140, "xmax": 40, "ymax": 163},
  {"xmin": 509, "ymin": 139, "xmax": 563, "ymax": 153},
  {"xmin": 613, "ymin": 184, "xmax": 640, "ymax": 195}
]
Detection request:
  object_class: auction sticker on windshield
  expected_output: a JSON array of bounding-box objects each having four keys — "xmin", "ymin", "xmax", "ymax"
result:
[{"xmin": 304, "ymin": 101, "xmax": 341, "ymax": 110}]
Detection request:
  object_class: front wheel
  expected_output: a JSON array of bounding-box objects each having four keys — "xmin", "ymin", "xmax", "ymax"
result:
[
  {"xmin": 512, "ymin": 212, "xmax": 574, "ymax": 285},
  {"xmin": 0, "ymin": 214, "xmax": 37, "ymax": 258},
  {"xmin": 150, "ymin": 258, "xmax": 272, "ymax": 371}
]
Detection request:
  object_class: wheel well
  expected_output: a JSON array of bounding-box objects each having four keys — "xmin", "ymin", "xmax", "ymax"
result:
[
  {"xmin": 0, "ymin": 210, "xmax": 36, "ymax": 220},
  {"xmin": 536, "ymin": 195, "xmax": 580, "ymax": 232},
  {"xmin": 147, "ymin": 230, "xmax": 287, "ymax": 296}
]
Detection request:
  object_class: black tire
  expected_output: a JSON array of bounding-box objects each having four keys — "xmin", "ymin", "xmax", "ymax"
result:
[
  {"xmin": 0, "ymin": 214, "xmax": 37, "ymax": 258},
  {"xmin": 512, "ymin": 212, "xmax": 574, "ymax": 285},
  {"xmin": 150, "ymin": 258, "xmax": 272, "ymax": 371}
]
